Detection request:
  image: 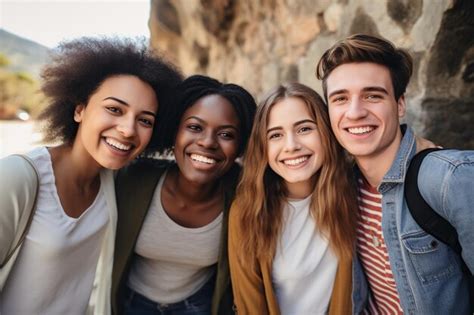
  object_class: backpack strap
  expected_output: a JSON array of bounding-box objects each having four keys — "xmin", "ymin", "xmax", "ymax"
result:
[
  {"xmin": 404, "ymin": 148, "xmax": 462, "ymax": 253},
  {"xmin": 1, "ymin": 154, "xmax": 39, "ymax": 268}
]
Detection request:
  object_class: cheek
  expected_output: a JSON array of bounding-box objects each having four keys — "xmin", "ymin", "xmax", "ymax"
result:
[
  {"xmin": 266, "ymin": 155, "xmax": 276, "ymax": 174},
  {"xmin": 266, "ymin": 143, "xmax": 274, "ymax": 161},
  {"xmin": 173, "ymin": 130, "xmax": 188, "ymax": 152},
  {"xmin": 142, "ymin": 129, "xmax": 154, "ymax": 146},
  {"xmin": 328, "ymin": 106, "xmax": 338, "ymax": 120},
  {"xmin": 315, "ymin": 149, "xmax": 325, "ymax": 168},
  {"xmin": 224, "ymin": 145, "xmax": 239, "ymax": 161},
  {"xmin": 266, "ymin": 145, "xmax": 279, "ymax": 169}
]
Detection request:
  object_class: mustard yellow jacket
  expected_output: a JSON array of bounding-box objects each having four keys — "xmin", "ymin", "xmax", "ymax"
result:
[{"xmin": 228, "ymin": 203, "xmax": 353, "ymax": 315}]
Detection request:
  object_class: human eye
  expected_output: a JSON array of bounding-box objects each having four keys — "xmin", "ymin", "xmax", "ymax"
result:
[
  {"xmin": 297, "ymin": 125, "xmax": 314, "ymax": 134},
  {"xmin": 365, "ymin": 93, "xmax": 383, "ymax": 101},
  {"xmin": 187, "ymin": 124, "xmax": 202, "ymax": 132},
  {"xmin": 139, "ymin": 117, "xmax": 154, "ymax": 128},
  {"xmin": 219, "ymin": 130, "xmax": 236, "ymax": 140},
  {"xmin": 329, "ymin": 95, "xmax": 347, "ymax": 105},
  {"xmin": 268, "ymin": 132, "xmax": 282, "ymax": 140},
  {"xmin": 105, "ymin": 106, "xmax": 122, "ymax": 115}
]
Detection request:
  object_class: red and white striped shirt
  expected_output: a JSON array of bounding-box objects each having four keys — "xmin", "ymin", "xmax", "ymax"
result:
[{"xmin": 356, "ymin": 177, "xmax": 403, "ymax": 314}]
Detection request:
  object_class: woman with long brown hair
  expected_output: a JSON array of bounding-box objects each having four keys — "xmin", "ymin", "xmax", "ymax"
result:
[{"xmin": 228, "ymin": 82, "xmax": 358, "ymax": 314}]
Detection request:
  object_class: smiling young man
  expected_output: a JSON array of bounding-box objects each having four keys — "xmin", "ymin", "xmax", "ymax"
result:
[{"xmin": 316, "ymin": 34, "xmax": 474, "ymax": 314}]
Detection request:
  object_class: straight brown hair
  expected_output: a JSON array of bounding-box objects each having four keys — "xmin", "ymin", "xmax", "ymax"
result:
[{"xmin": 232, "ymin": 82, "xmax": 358, "ymax": 268}]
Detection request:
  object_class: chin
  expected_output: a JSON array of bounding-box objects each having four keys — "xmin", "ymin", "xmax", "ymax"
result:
[
  {"xmin": 100, "ymin": 159, "xmax": 130, "ymax": 170},
  {"xmin": 283, "ymin": 176, "xmax": 307, "ymax": 184},
  {"xmin": 101, "ymin": 163, "xmax": 122, "ymax": 170}
]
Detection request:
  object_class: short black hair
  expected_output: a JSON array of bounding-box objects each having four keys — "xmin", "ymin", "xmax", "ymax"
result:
[
  {"xmin": 39, "ymin": 36, "xmax": 183, "ymax": 155},
  {"xmin": 158, "ymin": 74, "xmax": 257, "ymax": 155}
]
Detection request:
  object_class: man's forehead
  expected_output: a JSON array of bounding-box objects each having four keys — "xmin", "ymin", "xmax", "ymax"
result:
[{"xmin": 326, "ymin": 62, "xmax": 393, "ymax": 93}]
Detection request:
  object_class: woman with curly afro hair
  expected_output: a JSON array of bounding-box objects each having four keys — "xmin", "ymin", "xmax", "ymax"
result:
[{"xmin": 0, "ymin": 37, "xmax": 182, "ymax": 315}]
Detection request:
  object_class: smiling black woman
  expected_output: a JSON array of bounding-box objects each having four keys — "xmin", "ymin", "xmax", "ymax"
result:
[{"xmin": 112, "ymin": 75, "xmax": 256, "ymax": 315}]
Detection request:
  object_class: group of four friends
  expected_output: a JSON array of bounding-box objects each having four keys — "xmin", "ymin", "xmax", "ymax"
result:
[{"xmin": 0, "ymin": 33, "xmax": 473, "ymax": 314}]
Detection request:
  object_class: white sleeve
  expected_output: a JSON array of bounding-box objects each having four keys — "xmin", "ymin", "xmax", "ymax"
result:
[{"xmin": 0, "ymin": 155, "xmax": 38, "ymax": 267}]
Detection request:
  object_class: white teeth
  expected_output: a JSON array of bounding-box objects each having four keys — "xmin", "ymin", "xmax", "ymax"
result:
[
  {"xmin": 283, "ymin": 156, "xmax": 308, "ymax": 166},
  {"xmin": 105, "ymin": 138, "xmax": 132, "ymax": 151},
  {"xmin": 190, "ymin": 154, "xmax": 216, "ymax": 164},
  {"xmin": 347, "ymin": 126, "xmax": 374, "ymax": 134}
]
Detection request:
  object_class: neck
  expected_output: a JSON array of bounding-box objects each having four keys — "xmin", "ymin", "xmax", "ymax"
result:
[
  {"xmin": 355, "ymin": 132, "xmax": 403, "ymax": 188},
  {"xmin": 49, "ymin": 144, "xmax": 102, "ymax": 187},
  {"xmin": 285, "ymin": 178, "xmax": 315, "ymax": 200},
  {"xmin": 170, "ymin": 167, "xmax": 221, "ymax": 203}
]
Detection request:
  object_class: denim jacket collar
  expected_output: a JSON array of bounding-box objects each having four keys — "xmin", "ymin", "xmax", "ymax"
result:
[{"xmin": 378, "ymin": 124, "xmax": 416, "ymax": 193}]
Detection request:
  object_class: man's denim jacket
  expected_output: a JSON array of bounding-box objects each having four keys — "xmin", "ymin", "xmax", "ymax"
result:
[{"xmin": 352, "ymin": 125, "xmax": 474, "ymax": 314}]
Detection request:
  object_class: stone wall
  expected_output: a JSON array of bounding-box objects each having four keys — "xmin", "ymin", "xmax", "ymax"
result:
[{"xmin": 149, "ymin": 0, "xmax": 474, "ymax": 148}]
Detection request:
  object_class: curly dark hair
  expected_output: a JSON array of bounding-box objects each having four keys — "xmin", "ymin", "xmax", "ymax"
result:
[
  {"xmin": 157, "ymin": 74, "xmax": 257, "ymax": 155},
  {"xmin": 39, "ymin": 36, "xmax": 183, "ymax": 154}
]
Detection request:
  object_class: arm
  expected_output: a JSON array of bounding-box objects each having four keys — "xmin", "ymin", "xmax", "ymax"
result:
[
  {"xmin": 0, "ymin": 155, "xmax": 38, "ymax": 266},
  {"xmin": 227, "ymin": 204, "xmax": 270, "ymax": 314},
  {"xmin": 418, "ymin": 150, "xmax": 474, "ymax": 272}
]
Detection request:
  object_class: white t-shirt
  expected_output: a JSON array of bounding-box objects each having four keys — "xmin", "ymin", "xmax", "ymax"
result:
[
  {"xmin": 272, "ymin": 196, "xmax": 338, "ymax": 315},
  {"xmin": 128, "ymin": 170, "xmax": 222, "ymax": 304},
  {"xmin": 0, "ymin": 147, "xmax": 109, "ymax": 315}
]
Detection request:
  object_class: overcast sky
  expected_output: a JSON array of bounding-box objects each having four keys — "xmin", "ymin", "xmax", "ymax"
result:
[{"xmin": 1, "ymin": 0, "xmax": 151, "ymax": 48}]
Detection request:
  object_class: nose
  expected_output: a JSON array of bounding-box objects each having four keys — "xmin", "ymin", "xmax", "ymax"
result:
[
  {"xmin": 283, "ymin": 133, "xmax": 301, "ymax": 152},
  {"xmin": 345, "ymin": 96, "xmax": 368, "ymax": 120},
  {"xmin": 197, "ymin": 131, "xmax": 218, "ymax": 149},
  {"xmin": 116, "ymin": 116, "xmax": 136, "ymax": 138}
]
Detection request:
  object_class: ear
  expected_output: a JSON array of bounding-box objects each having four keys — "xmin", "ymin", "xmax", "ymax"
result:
[
  {"xmin": 74, "ymin": 104, "xmax": 85, "ymax": 123},
  {"xmin": 397, "ymin": 95, "xmax": 406, "ymax": 118}
]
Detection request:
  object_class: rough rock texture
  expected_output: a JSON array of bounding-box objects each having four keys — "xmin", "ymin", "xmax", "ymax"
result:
[{"xmin": 149, "ymin": 0, "xmax": 474, "ymax": 148}]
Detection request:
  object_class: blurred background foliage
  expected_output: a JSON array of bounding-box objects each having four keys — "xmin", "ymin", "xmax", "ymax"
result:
[
  {"xmin": 0, "ymin": 53, "xmax": 46, "ymax": 119},
  {"xmin": 0, "ymin": 29, "xmax": 49, "ymax": 120}
]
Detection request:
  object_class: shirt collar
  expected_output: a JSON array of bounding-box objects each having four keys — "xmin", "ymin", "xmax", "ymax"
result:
[{"xmin": 378, "ymin": 124, "xmax": 416, "ymax": 192}]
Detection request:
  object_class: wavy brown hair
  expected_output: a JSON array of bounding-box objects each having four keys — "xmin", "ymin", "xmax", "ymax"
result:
[
  {"xmin": 316, "ymin": 33, "xmax": 413, "ymax": 102},
  {"xmin": 233, "ymin": 82, "xmax": 358, "ymax": 267}
]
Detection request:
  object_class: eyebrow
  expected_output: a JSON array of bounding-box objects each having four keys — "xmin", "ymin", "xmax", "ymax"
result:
[
  {"xmin": 327, "ymin": 89, "xmax": 348, "ymax": 99},
  {"xmin": 328, "ymin": 86, "xmax": 389, "ymax": 99},
  {"xmin": 184, "ymin": 116, "xmax": 239, "ymax": 130},
  {"xmin": 362, "ymin": 86, "xmax": 389, "ymax": 94},
  {"xmin": 103, "ymin": 97, "xmax": 156, "ymax": 117},
  {"xmin": 267, "ymin": 119, "xmax": 316, "ymax": 134}
]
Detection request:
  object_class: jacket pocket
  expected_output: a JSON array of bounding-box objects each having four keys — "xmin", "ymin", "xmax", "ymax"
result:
[{"xmin": 401, "ymin": 231, "xmax": 458, "ymax": 285}]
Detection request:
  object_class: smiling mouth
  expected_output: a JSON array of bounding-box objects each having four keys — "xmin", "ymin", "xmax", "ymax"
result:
[
  {"xmin": 105, "ymin": 137, "xmax": 133, "ymax": 151},
  {"xmin": 282, "ymin": 155, "xmax": 309, "ymax": 166},
  {"xmin": 346, "ymin": 126, "xmax": 376, "ymax": 135},
  {"xmin": 190, "ymin": 153, "xmax": 217, "ymax": 165}
]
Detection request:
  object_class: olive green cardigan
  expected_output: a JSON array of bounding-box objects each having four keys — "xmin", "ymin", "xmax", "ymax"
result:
[{"xmin": 111, "ymin": 159, "xmax": 239, "ymax": 315}]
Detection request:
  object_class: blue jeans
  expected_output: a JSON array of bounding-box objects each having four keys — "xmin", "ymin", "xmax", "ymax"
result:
[{"xmin": 123, "ymin": 276, "xmax": 215, "ymax": 315}]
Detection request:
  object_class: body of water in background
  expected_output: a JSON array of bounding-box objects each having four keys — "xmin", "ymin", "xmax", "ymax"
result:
[{"xmin": 0, "ymin": 120, "xmax": 43, "ymax": 158}]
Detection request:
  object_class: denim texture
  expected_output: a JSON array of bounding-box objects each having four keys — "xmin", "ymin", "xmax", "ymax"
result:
[
  {"xmin": 123, "ymin": 274, "xmax": 215, "ymax": 315},
  {"xmin": 352, "ymin": 125, "xmax": 474, "ymax": 315}
]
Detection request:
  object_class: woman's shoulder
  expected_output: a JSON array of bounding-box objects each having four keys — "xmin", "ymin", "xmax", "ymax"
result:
[
  {"xmin": 121, "ymin": 158, "xmax": 173, "ymax": 175},
  {"xmin": 115, "ymin": 158, "xmax": 173, "ymax": 193},
  {"xmin": 0, "ymin": 152, "xmax": 40, "ymax": 229},
  {"xmin": 0, "ymin": 152, "xmax": 41, "ymax": 189}
]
